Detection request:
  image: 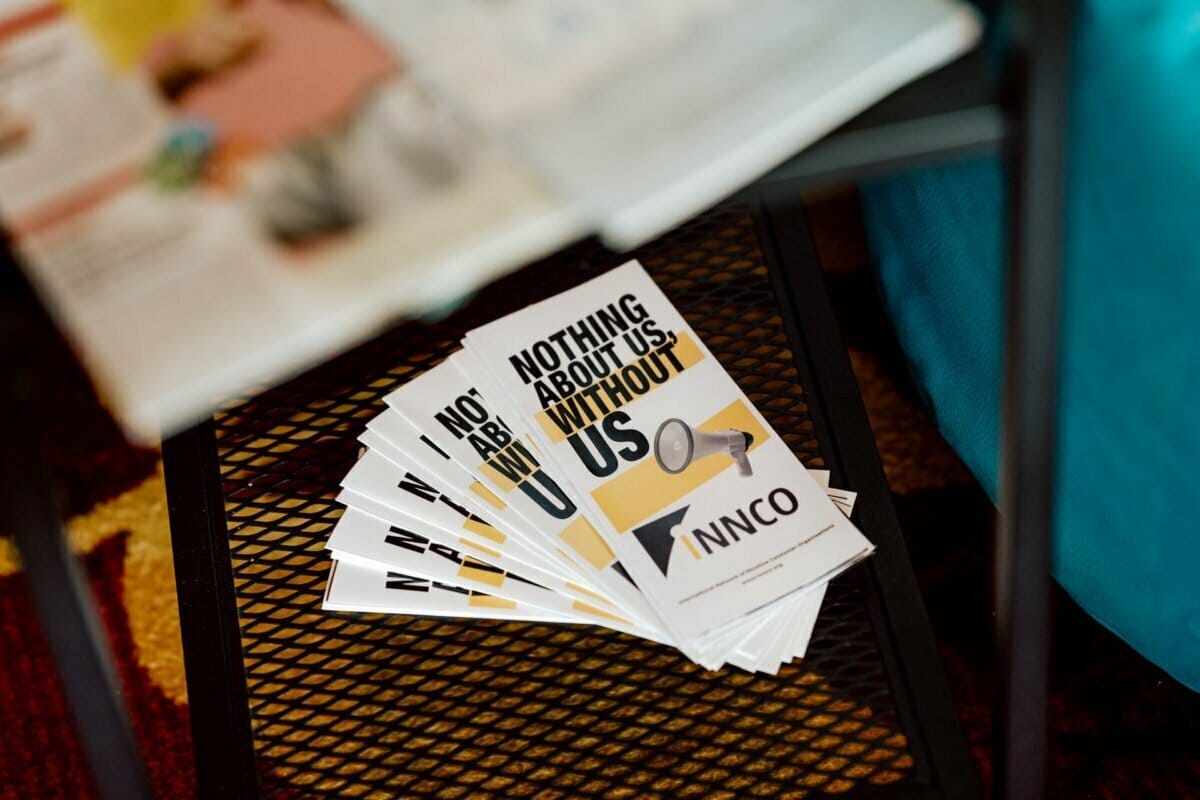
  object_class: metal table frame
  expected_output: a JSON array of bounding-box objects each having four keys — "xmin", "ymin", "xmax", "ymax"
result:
[
  {"xmin": 1, "ymin": 2, "xmax": 1071, "ymax": 797},
  {"xmin": 161, "ymin": 195, "xmax": 980, "ymax": 800}
]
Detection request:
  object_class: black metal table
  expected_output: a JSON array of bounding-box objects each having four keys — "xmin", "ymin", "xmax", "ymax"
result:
[{"xmin": 161, "ymin": 199, "xmax": 979, "ymax": 799}]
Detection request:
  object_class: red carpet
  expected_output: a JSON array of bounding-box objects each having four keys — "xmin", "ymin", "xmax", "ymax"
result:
[{"xmin": 0, "ymin": 532, "xmax": 196, "ymax": 800}]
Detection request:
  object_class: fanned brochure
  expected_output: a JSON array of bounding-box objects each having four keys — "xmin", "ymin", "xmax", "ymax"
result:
[
  {"xmin": 323, "ymin": 260, "xmax": 871, "ymax": 673},
  {"xmin": 324, "ymin": 559, "xmax": 567, "ymax": 622}
]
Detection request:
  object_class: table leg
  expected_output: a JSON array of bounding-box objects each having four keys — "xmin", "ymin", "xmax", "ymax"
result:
[
  {"xmin": 996, "ymin": 2, "xmax": 1074, "ymax": 798},
  {"xmin": 0, "ymin": 290, "xmax": 151, "ymax": 800}
]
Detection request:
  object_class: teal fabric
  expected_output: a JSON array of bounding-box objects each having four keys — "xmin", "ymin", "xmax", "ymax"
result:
[{"xmin": 859, "ymin": 0, "xmax": 1200, "ymax": 690}]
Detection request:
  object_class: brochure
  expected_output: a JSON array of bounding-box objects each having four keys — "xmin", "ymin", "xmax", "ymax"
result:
[
  {"xmin": 361, "ymin": 408, "xmax": 545, "ymax": 545},
  {"xmin": 340, "ymin": 449, "xmax": 568, "ymax": 581},
  {"xmin": 327, "ymin": 507, "xmax": 637, "ymax": 632},
  {"xmin": 344, "ymin": 406, "xmax": 857, "ymax": 670},
  {"xmin": 382, "ymin": 355, "xmax": 665, "ymax": 633},
  {"xmin": 323, "ymin": 558, "xmax": 566, "ymax": 622},
  {"xmin": 317, "ymin": 258, "xmax": 873, "ymax": 672},
  {"xmin": 463, "ymin": 261, "xmax": 874, "ymax": 644}
]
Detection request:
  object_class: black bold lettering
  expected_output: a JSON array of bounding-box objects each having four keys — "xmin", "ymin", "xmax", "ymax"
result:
[
  {"xmin": 719, "ymin": 509, "xmax": 756, "ymax": 542},
  {"xmin": 618, "ymin": 293, "xmax": 648, "ymax": 323},
  {"xmin": 596, "ymin": 302, "xmax": 632, "ymax": 337},
  {"xmin": 642, "ymin": 318, "xmax": 668, "ymax": 348},
  {"xmin": 544, "ymin": 396, "xmax": 589, "ymax": 437},
  {"xmin": 385, "ymin": 525, "xmax": 429, "ymax": 554},
  {"xmin": 549, "ymin": 370, "xmax": 575, "ymax": 399},
  {"xmin": 516, "ymin": 470, "xmax": 576, "ymax": 519},
  {"xmin": 434, "ymin": 406, "xmax": 474, "ymax": 440},
  {"xmin": 398, "ymin": 471, "xmax": 439, "ymax": 503},
  {"xmin": 429, "ymin": 542, "xmax": 464, "ymax": 565},
  {"xmin": 386, "ymin": 573, "xmax": 430, "ymax": 591},
  {"xmin": 623, "ymin": 328, "xmax": 650, "ymax": 356},
  {"xmin": 488, "ymin": 439, "xmax": 538, "ymax": 484},
  {"xmin": 509, "ymin": 349, "xmax": 542, "ymax": 384},
  {"xmin": 602, "ymin": 411, "xmax": 649, "ymax": 462},
  {"xmin": 769, "ymin": 488, "xmax": 799, "ymax": 516},
  {"xmin": 694, "ymin": 525, "xmax": 729, "ymax": 554},
  {"xmin": 479, "ymin": 420, "xmax": 512, "ymax": 449},
  {"xmin": 567, "ymin": 425, "xmax": 619, "ymax": 478},
  {"xmin": 455, "ymin": 395, "xmax": 489, "ymax": 424},
  {"xmin": 748, "ymin": 498, "xmax": 776, "ymax": 526},
  {"xmin": 534, "ymin": 379, "xmax": 560, "ymax": 407}
]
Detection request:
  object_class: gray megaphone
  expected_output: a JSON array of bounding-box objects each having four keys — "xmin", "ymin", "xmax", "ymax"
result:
[{"xmin": 653, "ymin": 418, "xmax": 754, "ymax": 477}]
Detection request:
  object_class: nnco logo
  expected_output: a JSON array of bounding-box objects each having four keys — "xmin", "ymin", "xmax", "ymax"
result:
[{"xmin": 629, "ymin": 488, "xmax": 801, "ymax": 577}]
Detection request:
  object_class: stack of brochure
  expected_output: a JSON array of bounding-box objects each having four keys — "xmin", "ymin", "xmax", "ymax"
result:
[{"xmin": 324, "ymin": 261, "xmax": 874, "ymax": 672}]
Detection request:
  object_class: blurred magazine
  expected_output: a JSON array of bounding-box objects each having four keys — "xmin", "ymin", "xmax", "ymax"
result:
[
  {"xmin": 0, "ymin": 0, "xmax": 978, "ymax": 440},
  {"xmin": 0, "ymin": 1, "xmax": 579, "ymax": 439},
  {"xmin": 347, "ymin": 0, "xmax": 981, "ymax": 246}
]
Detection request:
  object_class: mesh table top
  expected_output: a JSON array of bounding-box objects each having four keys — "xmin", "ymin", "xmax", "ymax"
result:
[{"xmin": 210, "ymin": 208, "xmax": 920, "ymax": 799}]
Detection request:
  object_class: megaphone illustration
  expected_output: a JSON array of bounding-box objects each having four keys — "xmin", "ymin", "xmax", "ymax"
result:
[{"xmin": 653, "ymin": 418, "xmax": 754, "ymax": 477}]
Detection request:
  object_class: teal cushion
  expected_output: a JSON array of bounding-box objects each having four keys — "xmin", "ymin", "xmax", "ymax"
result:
[{"xmin": 860, "ymin": 0, "xmax": 1200, "ymax": 690}]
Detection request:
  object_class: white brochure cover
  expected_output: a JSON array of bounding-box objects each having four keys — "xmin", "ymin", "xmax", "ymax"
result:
[
  {"xmin": 382, "ymin": 357, "xmax": 664, "ymax": 633},
  {"xmin": 362, "ymin": 409, "xmax": 552, "ymax": 561},
  {"xmin": 323, "ymin": 559, "xmax": 567, "ymax": 622},
  {"xmin": 341, "ymin": 449, "xmax": 553, "ymax": 579},
  {"xmin": 327, "ymin": 507, "xmax": 632, "ymax": 631},
  {"xmin": 454, "ymin": 347, "xmax": 844, "ymax": 671},
  {"xmin": 464, "ymin": 261, "xmax": 873, "ymax": 643},
  {"xmin": 336, "ymin": 462, "xmax": 619, "ymax": 614}
]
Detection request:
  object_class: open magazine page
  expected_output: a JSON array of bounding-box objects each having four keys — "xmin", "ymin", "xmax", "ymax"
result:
[
  {"xmin": 464, "ymin": 261, "xmax": 874, "ymax": 646},
  {"xmin": 352, "ymin": 0, "xmax": 981, "ymax": 246},
  {"xmin": 0, "ymin": 1, "xmax": 580, "ymax": 439}
]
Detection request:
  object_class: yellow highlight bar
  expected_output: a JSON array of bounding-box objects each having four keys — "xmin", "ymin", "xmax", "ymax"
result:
[
  {"xmin": 535, "ymin": 333, "xmax": 705, "ymax": 443},
  {"xmin": 458, "ymin": 561, "xmax": 505, "ymax": 588},
  {"xmin": 556, "ymin": 548, "xmax": 583, "ymax": 571},
  {"xmin": 462, "ymin": 517, "xmax": 505, "ymax": 544},
  {"xmin": 590, "ymin": 399, "xmax": 768, "ymax": 533},
  {"xmin": 479, "ymin": 436, "xmax": 548, "ymax": 494},
  {"xmin": 460, "ymin": 537, "xmax": 501, "ymax": 560},
  {"xmin": 571, "ymin": 600, "xmax": 629, "ymax": 625},
  {"xmin": 469, "ymin": 481, "xmax": 506, "ymax": 511},
  {"xmin": 558, "ymin": 517, "xmax": 615, "ymax": 570},
  {"xmin": 566, "ymin": 581, "xmax": 610, "ymax": 604},
  {"xmin": 479, "ymin": 462, "xmax": 517, "ymax": 493},
  {"xmin": 468, "ymin": 594, "xmax": 517, "ymax": 609}
]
